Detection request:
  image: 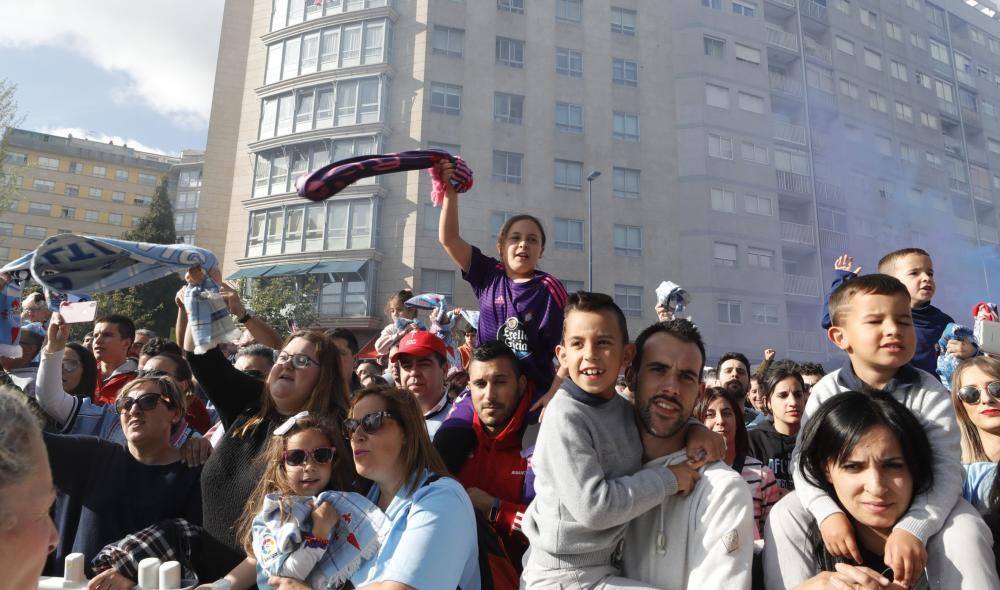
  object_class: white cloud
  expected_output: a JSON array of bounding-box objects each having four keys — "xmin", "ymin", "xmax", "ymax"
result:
[
  {"xmin": 0, "ymin": 1, "xmax": 224, "ymax": 128},
  {"xmin": 39, "ymin": 126, "xmax": 178, "ymax": 157}
]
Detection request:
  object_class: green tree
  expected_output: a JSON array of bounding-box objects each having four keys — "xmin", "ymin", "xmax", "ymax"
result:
[
  {"xmin": 0, "ymin": 79, "xmax": 23, "ymax": 218},
  {"xmin": 91, "ymin": 179, "xmax": 182, "ymax": 338},
  {"xmin": 242, "ymin": 275, "xmax": 320, "ymax": 338}
]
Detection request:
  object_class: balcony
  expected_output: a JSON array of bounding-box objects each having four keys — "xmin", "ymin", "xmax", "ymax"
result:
[
  {"xmin": 774, "ymin": 121, "xmax": 807, "ymax": 145},
  {"xmin": 969, "ymin": 145, "xmax": 988, "ymax": 164},
  {"xmin": 776, "ymin": 170, "xmax": 812, "ymax": 195},
  {"xmin": 815, "ymin": 180, "xmax": 846, "ymax": 208},
  {"xmin": 958, "ymin": 69, "xmax": 977, "ymax": 89},
  {"xmin": 784, "ymin": 273, "xmax": 820, "ymax": 297},
  {"xmin": 766, "ymin": 26, "xmax": 799, "ymax": 53},
  {"xmin": 973, "ymin": 183, "xmax": 991, "ymax": 201},
  {"xmin": 789, "ymin": 329, "xmax": 825, "ymax": 353},
  {"xmin": 819, "ymin": 229, "xmax": 848, "ymax": 252},
  {"xmin": 949, "ymin": 177, "xmax": 970, "ymax": 194},
  {"xmin": 765, "ymin": 0, "xmax": 796, "ymax": 10},
  {"xmin": 957, "ymin": 219, "xmax": 977, "ymax": 240},
  {"xmin": 803, "ymin": 37, "xmax": 832, "ymax": 66},
  {"xmin": 982, "ymin": 225, "xmax": 1000, "ymax": 244},
  {"xmin": 800, "ymin": 0, "xmax": 829, "ymax": 27},
  {"xmin": 938, "ymin": 98, "xmax": 959, "ymax": 119},
  {"xmin": 963, "ymin": 108, "xmax": 982, "ymax": 131},
  {"xmin": 781, "ymin": 221, "xmax": 816, "ymax": 246}
]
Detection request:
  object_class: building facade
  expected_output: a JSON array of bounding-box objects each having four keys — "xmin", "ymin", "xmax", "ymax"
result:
[
  {"xmin": 208, "ymin": 0, "xmax": 1000, "ymax": 361},
  {"xmin": 168, "ymin": 150, "xmax": 205, "ymax": 245},
  {"xmin": 1, "ymin": 129, "xmax": 178, "ymax": 259}
]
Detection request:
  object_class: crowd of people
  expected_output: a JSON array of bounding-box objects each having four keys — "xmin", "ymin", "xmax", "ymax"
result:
[{"xmin": 1, "ymin": 163, "xmax": 1000, "ymax": 589}]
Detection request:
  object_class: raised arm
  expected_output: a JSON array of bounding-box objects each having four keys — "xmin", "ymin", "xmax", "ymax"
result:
[
  {"xmin": 436, "ymin": 161, "xmax": 473, "ymax": 273},
  {"xmin": 36, "ymin": 313, "xmax": 79, "ymax": 426},
  {"xmin": 221, "ymin": 282, "xmax": 282, "ymax": 350}
]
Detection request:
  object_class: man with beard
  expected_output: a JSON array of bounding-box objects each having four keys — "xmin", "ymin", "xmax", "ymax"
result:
[
  {"xmin": 623, "ymin": 320, "xmax": 754, "ymax": 589},
  {"xmin": 718, "ymin": 352, "xmax": 767, "ymax": 429},
  {"xmin": 452, "ymin": 341, "xmax": 535, "ymax": 570}
]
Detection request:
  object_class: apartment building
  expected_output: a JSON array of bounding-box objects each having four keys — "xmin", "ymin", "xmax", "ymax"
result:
[
  {"xmin": 168, "ymin": 150, "xmax": 205, "ymax": 246},
  {"xmin": 207, "ymin": 0, "xmax": 1000, "ymax": 360}
]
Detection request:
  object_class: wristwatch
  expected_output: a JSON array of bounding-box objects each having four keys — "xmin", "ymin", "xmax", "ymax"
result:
[
  {"xmin": 239, "ymin": 311, "xmax": 252, "ymax": 324},
  {"xmin": 488, "ymin": 497, "xmax": 501, "ymax": 524}
]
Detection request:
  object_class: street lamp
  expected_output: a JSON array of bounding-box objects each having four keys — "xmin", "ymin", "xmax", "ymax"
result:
[{"xmin": 586, "ymin": 170, "xmax": 601, "ymax": 291}]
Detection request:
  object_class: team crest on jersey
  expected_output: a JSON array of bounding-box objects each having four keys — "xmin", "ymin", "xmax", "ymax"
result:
[{"xmin": 499, "ymin": 317, "xmax": 530, "ymax": 359}]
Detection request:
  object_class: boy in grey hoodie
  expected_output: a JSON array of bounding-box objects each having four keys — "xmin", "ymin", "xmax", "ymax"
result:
[{"xmin": 520, "ymin": 292, "xmax": 722, "ymax": 589}]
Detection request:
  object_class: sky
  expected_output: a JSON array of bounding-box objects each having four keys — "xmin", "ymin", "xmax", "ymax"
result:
[{"xmin": 0, "ymin": 1, "xmax": 225, "ymax": 156}]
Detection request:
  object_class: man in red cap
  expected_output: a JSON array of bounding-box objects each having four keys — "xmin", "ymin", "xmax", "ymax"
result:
[{"xmin": 390, "ymin": 330, "xmax": 454, "ymax": 436}]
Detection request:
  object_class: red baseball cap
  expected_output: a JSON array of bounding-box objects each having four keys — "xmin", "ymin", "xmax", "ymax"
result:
[{"xmin": 390, "ymin": 330, "xmax": 449, "ymax": 363}]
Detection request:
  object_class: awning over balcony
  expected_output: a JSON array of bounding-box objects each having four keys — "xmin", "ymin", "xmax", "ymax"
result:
[
  {"xmin": 228, "ymin": 260, "xmax": 368, "ymax": 280},
  {"xmin": 227, "ymin": 266, "xmax": 273, "ymax": 279},
  {"xmin": 310, "ymin": 260, "xmax": 367, "ymax": 275},
  {"xmin": 265, "ymin": 262, "xmax": 319, "ymax": 276}
]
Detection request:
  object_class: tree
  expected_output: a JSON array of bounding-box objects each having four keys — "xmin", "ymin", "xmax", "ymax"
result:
[
  {"xmin": 242, "ymin": 275, "xmax": 320, "ymax": 338},
  {"xmin": 0, "ymin": 79, "xmax": 23, "ymax": 218},
  {"xmin": 91, "ymin": 179, "xmax": 182, "ymax": 338}
]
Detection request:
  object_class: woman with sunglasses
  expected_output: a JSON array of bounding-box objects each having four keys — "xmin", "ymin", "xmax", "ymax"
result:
[
  {"xmin": 764, "ymin": 392, "xmax": 999, "ymax": 589},
  {"xmin": 950, "ymin": 356, "xmax": 1000, "ymax": 517},
  {"xmin": 184, "ymin": 322, "xmax": 352, "ymax": 582},
  {"xmin": 43, "ymin": 376, "xmax": 203, "ymax": 584},
  {"xmin": 341, "ymin": 386, "xmax": 480, "ymax": 590}
]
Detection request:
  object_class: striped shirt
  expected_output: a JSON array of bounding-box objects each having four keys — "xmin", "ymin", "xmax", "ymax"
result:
[{"xmin": 737, "ymin": 454, "xmax": 781, "ymax": 540}]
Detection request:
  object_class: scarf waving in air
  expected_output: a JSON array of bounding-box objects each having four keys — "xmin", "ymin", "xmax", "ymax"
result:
[{"xmin": 296, "ymin": 149, "xmax": 474, "ymax": 206}]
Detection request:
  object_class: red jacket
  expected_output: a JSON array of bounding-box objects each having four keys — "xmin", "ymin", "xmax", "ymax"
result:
[
  {"xmin": 455, "ymin": 386, "xmax": 535, "ymax": 565},
  {"xmin": 93, "ymin": 370, "xmax": 137, "ymax": 406}
]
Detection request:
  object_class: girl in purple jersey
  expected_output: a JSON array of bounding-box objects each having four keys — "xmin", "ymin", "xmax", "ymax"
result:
[{"xmin": 434, "ymin": 161, "xmax": 568, "ymax": 446}]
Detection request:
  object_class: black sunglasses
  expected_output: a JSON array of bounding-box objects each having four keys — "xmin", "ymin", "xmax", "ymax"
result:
[
  {"xmin": 115, "ymin": 392, "xmax": 171, "ymax": 414},
  {"xmin": 958, "ymin": 381, "xmax": 1000, "ymax": 405},
  {"xmin": 344, "ymin": 410, "xmax": 395, "ymax": 438},
  {"xmin": 283, "ymin": 446, "xmax": 336, "ymax": 467},
  {"xmin": 136, "ymin": 368, "xmax": 171, "ymax": 379}
]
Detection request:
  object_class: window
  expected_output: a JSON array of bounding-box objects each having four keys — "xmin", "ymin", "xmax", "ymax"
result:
[
  {"xmin": 432, "ymin": 26, "xmax": 464, "ymax": 58},
  {"xmin": 61, "ymin": 207, "xmax": 75, "ymax": 219},
  {"xmin": 612, "ymin": 58, "xmax": 638, "ymax": 86},
  {"xmin": 554, "ymin": 160, "xmax": 583, "ymax": 191},
  {"xmin": 65, "ymin": 183, "xmax": 79, "ymax": 196},
  {"xmin": 929, "ymin": 40, "xmax": 948, "ymax": 64},
  {"xmin": 926, "ymin": 151, "xmax": 942, "ymax": 166},
  {"xmin": 68, "ymin": 161, "xmax": 84, "ymax": 174},
  {"xmin": 497, "ymin": 0, "xmax": 524, "ymax": 14},
  {"xmin": 833, "ymin": 0, "xmax": 850, "ymax": 13},
  {"xmin": 895, "ymin": 101, "xmax": 913, "ymax": 122},
  {"xmin": 860, "ymin": 8, "xmax": 877, "ymax": 29},
  {"xmin": 493, "ymin": 151, "xmax": 523, "ymax": 184},
  {"xmin": 916, "ymin": 71, "xmax": 932, "ymax": 90},
  {"xmin": 718, "ymin": 300, "xmax": 742, "ymax": 324},
  {"xmin": 868, "ymin": 91, "xmax": 887, "ymax": 113},
  {"xmin": 175, "ymin": 190, "xmax": 198, "ymax": 209},
  {"xmin": 554, "ymin": 218, "xmax": 584, "ymax": 250},
  {"xmin": 885, "ymin": 21, "xmax": 903, "ymax": 42},
  {"xmin": 738, "ymin": 92, "xmax": 765, "ymax": 114},
  {"xmin": 109, "ymin": 213, "xmax": 123, "ymax": 226},
  {"xmin": 890, "ymin": 60, "xmax": 908, "ymax": 82},
  {"xmin": 863, "ymin": 49, "xmax": 882, "ymax": 71},
  {"xmin": 5, "ymin": 152, "xmax": 26, "ymax": 166},
  {"xmin": 31, "ymin": 179, "xmax": 55, "ymax": 192},
  {"xmin": 561, "ymin": 280, "xmax": 585, "ymax": 294},
  {"xmin": 88, "ymin": 188, "xmax": 103, "ymax": 199},
  {"xmin": 556, "ymin": 48, "xmax": 583, "ymax": 77},
  {"xmin": 745, "ymin": 193, "xmax": 772, "ymax": 215},
  {"xmin": 85, "ymin": 210, "xmax": 99, "ymax": 222},
  {"xmin": 613, "ymin": 225, "xmax": 641, "ymax": 256},
  {"xmin": 610, "ymin": 7, "xmax": 637, "ymax": 35},
  {"xmin": 713, "ymin": 242, "xmax": 738, "ymax": 266},
  {"xmin": 24, "ymin": 225, "xmax": 46, "ymax": 240},
  {"xmin": 839, "ymin": 78, "xmax": 858, "ymax": 99},
  {"xmin": 875, "ymin": 135, "xmax": 892, "ymax": 156},
  {"xmin": 28, "ymin": 202, "xmax": 51, "ymax": 216},
  {"xmin": 422, "ymin": 204, "xmax": 441, "ymax": 237},
  {"xmin": 179, "ymin": 169, "xmax": 202, "ymax": 188},
  {"xmin": 496, "ymin": 37, "xmax": 524, "ymax": 67},
  {"xmin": 706, "ymin": 83, "xmax": 729, "ymax": 109},
  {"xmin": 614, "ymin": 285, "xmax": 642, "ymax": 317},
  {"xmin": 37, "ymin": 157, "xmax": 59, "ymax": 170},
  {"xmin": 0, "ymin": 223, "xmax": 12, "ymax": 237},
  {"xmin": 752, "ymin": 303, "xmax": 779, "ymax": 324},
  {"xmin": 115, "ymin": 169, "xmax": 128, "ymax": 182},
  {"xmin": 613, "ymin": 167, "xmax": 640, "ymax": 199},
  {"xmin": 704, "ymin": 36, "xmax": 725, "ymax": 59},
  {"xmin": 734, "ymin": 43, "xmax": 761, "ymax": 64},
  {"xmin": 430, "ymin": 83, "xmax": 462, "ymax": 115},
  {"xmin": 990, "ymin": 138, "xmax": 1000, "ymax": 154},
  {"xmin": 775, "ymin": 148, "xmax": 809, "ymax": 174},
  {"xmin": 900, "ymin": 143, "xmax": 917, "ymax": 163},
  {"xmin": 138, "ymin": 173, "xmax": 158, "ymax": 186},
  {"xmin": 911, "ymin": 33, "xmax": 926, "ymax": 50},
  {"xmin": 613, "ymin": 112, "xmax": 639, "ymax": 142},
  {"xmin": 732, "ymin": 1, "xmax": 755, "ymax": 17},
  {"xmin": 420, "ymin": 269, "xmax": 455, "ymax": 298},
  {"xmin": 985, "ymin": 101, "xmax": 996, "ymax": 117},
  {"xmin": 835, "ymin": 36, "xmax": 854, "ymax": 55},
  {"xmin": 326, "ymin": 198, "xmax": 375, "ymax": 250},
  {"xmin": 806, "ymin": 66, "xmax": 833, "ymax": 93},
  {"xmin": 92, "ymin": 165, "xmax": 106, "ymax": 178},
  {"xmin": 992, "ymin": 37, "xmax": 1000, "ymax": 55},
  {"xmin": 490, "ymin": 211, "xmax": 517, "ymax": 240},
  {"xmin": 703, "ymin": 0, "xmax": 722, "ymax": 9},
  {"xmin": 711, "ymin": 187, "xmax": 736, "ymax": 212},
  {"xmin": 708, "ymin": 133, "xmax": 733, "ymax": 159},
  {"xmin": 555, "ymin": 102, "xmax": 584, "ymax": 132},
  {"xmin": 980, "ymin": 67, "xmax": 992, "ymax": 81},
  {"xmin": 557, "ymin": 0, "xmax": 583, "ymax": 23},
  {"xmin": 747, "ymin": 247, "xmax": 773, "ymax": 268},
  {"xmin": 494, "ymin": 92, "xmax": 524, "ymax": 124},
  {"xmin": 741, "ymin": 142, "xmax": 768, "ymax": 164}
]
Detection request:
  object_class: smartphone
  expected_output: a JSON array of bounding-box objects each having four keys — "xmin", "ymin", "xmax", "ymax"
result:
[{"xmin": 59, "ymin": 301, "xmax": 98, "ymax": 324}]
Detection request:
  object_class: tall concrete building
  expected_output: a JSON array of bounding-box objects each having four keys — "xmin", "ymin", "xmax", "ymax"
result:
[
  {"xmin": 1, "ymin": 129, "xmax": 177, "ymax": 258},
  {"xmin": 167, "ymin": 150, "xmax": 206, "ymax": 246},
  {"xmin": 208, "ymin": 0, "xmax": 1000, "ymax": 361}
]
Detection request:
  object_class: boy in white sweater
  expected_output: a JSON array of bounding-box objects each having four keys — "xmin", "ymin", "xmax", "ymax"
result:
[
  {"xmin": 622, "ymin": 320, "xmax": 753, "ymax": 589},
  {"xmin": 520, "ymin": 293, "xmax": 723, "ymax": 589},
  {"xmin": 775, "ymin": 274, "xmax": 977, "ymax": 588}
]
